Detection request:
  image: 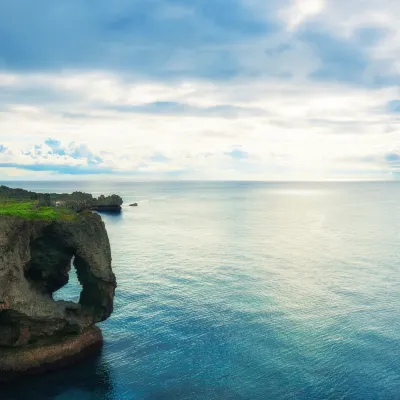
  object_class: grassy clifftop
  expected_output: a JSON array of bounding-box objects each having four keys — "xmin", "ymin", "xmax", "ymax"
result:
[{"xmin": 0, "ymin": 201, "xmax": 76, "ymax": 221}]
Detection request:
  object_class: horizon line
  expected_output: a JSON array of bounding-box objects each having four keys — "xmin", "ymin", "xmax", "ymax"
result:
[{"xmin": 0, "ymin": 179, "xmax": 398, "ymax": 184}]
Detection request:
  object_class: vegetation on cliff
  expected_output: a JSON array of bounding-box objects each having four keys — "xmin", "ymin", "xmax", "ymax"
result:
[
  {"xmin": 0, "ymin": 185, "xmax": 123, "ymax": 213},
  {"xmin": 0, "ymin": 201, "xmax": 76, "ymax": 221}
]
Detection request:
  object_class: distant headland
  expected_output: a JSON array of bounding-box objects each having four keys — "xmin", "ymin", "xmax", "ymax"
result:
[{"xmin": 0, "ymin": 185, "xmax": 123, "ymax": 213}]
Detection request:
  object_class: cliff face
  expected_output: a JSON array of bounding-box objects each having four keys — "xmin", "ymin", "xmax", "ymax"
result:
[{"xmin": 0, "ymin": 212, "xmax": 116, "ymax": 351}]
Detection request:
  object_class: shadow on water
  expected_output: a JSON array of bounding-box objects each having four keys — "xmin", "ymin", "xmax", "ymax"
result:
[
  {"xmin": 2, "ymin": 349, "xmax": 115, "ymax": 400},
  {"xmin": 95, "ymin": 210, "xmax": 124, "ymax": 224}
]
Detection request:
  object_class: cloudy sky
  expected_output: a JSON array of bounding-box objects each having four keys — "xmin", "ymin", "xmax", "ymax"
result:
[{"xmin": 0, "ymin": 0, "xmax": 399, "ymax": 181}]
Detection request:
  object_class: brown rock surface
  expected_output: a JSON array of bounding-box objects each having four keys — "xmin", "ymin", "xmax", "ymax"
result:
[
  {"xmin": 0, "ymin": 326, "xmax": 103, "ymax": 382},
  {"xmin": 0, "ymin": 212, "xmax": 117, "ymax": 380}
]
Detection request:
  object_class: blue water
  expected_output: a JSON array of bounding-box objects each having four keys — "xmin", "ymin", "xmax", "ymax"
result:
[{"xmin": 2, "ymin": 181, "xmax": 400, "ymax": 399}]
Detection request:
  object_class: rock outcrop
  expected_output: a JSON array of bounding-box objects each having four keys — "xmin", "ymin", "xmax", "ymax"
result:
[
  {"xmin": 57, "ymin": 193, "xmax": 123, "ymax": 213},
  {"xmin": 0, "ymin": 212, "xmax": 117, "ymax": 380}
]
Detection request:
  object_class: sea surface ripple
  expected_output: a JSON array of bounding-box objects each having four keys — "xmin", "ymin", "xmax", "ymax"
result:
[{"xmin": 2, "ymin": 181, "xmax": 400, "ymax": 399}]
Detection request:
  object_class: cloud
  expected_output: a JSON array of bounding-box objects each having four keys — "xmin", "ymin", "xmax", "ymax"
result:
[
  {"xmin": 279, "ymin": 0, "xmax": 326, "ymax": 29},
  {"xmin": 44, "ymin": 138, "xmax": 65, "ymax": 155},
  {"xmin": 298, "ymin": 28, "xmax": 368, "ymax": 83},
  {"xmin": 387, "ymin": 100, "xmax": 400, "ymax": 113},
  {"xmin": 149, "ymin": 152, "xmax": 169, "ymax": 163},
  {"xmin": 0, "ymin": 163, "xmax": 114, "ymax": 175},
  {"xmin": 339, "ymin": 149, "xmax": 400, "ymax": 177},
  {"xmin": 385, "ymin": 152, "xmax": 400, "ymax": 172},
  {"xmin": 225, "ymin": 147, "xmax": 249, "ymax": 160},
  {"xmin": 385, "ymin": 152, "xmax": 400, "ymax": 161},
  {"xmin": 1, "ymin": 0, "xmax": 398, "ymax": 87},
  {"xmin": 0, "ymin": 72, "xmax": 399, "ymax": 180},
  {"xmin": 0, "ymin": 0, "xmax": 276, "ymax": 80},
  {"xmin": 0, "ymin": 81, "xmax": 78, "ymax": 109},
  {"xmin": 105, "ymin": 101, "xmax": 265, "ymax": 118},
  {"xmin": 354, "ymin": 26, "xmax": 389, "ymax": 47},
  {"xmin": 33, "ymin": 141, "xmax": 106, "ymax": 166},
  {"xmin": 0, "ymin": 139, "xmax": 112, "ymax": 175},
  {"xmin": 1, "ymin": 1, "xmax": 400, "ymax": 180}
]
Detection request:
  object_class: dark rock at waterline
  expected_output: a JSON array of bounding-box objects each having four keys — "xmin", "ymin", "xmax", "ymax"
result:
[
  {"xmin": 55, "ymin": 194, "xmax": 123, "ymax": 213},
  {"xmin": 0, "ymin": 326, "xmax": 103, "ymax": 382},
  {"xmin": 90, "ymin": 205, "xmax": 122, "ymax": 213},
  {"xmin": 129, "ymin": 203, "xmax": 138, "ymax": 207},
  {"xmin": 0, "ymin": 212, "xmax": 117, "ymax": 380}
]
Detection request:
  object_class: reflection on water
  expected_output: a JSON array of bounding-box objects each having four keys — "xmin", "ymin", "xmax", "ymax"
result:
[
  {"xmin": 2, "ymin": 350, "xmax": 115, "ymax": 400},
  {"xmin": 94, "ymin": 210, "xmax": 124, "ymax": 222}
]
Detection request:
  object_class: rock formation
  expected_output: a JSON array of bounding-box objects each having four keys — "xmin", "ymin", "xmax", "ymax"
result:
[{"xmin": 0, "ymin": 211, "xmax": 117, "ymax": 381}]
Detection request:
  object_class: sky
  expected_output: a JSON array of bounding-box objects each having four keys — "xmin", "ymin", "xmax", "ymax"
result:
[{"xmin": 0, "ymin": 0, "xmax": 399, "ymax": 181}]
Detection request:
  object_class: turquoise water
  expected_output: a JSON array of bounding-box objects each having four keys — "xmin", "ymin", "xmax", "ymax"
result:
[{"xmin": 3, "ymin": 181, "xmax": 400, "ymax": 399}]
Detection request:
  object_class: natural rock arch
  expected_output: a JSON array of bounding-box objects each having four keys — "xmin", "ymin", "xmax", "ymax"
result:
[{"xmin": 0, "ymin": 212, "xmax": 116, "ymax": 348}]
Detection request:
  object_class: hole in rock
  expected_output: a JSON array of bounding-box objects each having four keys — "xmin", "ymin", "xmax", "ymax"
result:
[
  {"xmin": 53, "ymin": 257, "xmax": 83, "ymax": 303},
  {"xmin": 26, "ymin": 234, "xmax": 82, "ymax": 301}
]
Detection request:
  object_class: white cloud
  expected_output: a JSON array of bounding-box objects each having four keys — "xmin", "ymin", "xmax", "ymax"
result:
[
  {"xmin": 279, "ymin": 0, "xmax": 326, "ymax": 30},
  {"xmin": 0, "ymin": 69, "xmax": 399, "ymax": 180}
]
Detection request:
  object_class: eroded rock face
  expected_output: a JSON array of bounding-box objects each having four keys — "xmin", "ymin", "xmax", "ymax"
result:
[{"xmin": 0, "ymin": 212, "xmax": 116, "ymax": 349}]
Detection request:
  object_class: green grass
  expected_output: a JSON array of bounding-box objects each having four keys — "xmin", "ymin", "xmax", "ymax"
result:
[{"xmin": 0, "ymin": 201, "xmax": 76, "ymax": 221}]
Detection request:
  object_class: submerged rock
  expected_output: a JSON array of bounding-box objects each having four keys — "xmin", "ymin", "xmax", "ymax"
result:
[{"xmin": 0, "ymin": 212, "xmax": 117, "ymax": 380}]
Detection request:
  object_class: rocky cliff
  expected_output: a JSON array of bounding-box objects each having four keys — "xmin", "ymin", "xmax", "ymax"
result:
[{"xmin": 0, "ymin": 212, "xmax": 117, "ymax": 380}]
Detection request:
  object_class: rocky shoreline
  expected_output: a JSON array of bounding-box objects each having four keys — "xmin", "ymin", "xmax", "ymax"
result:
[{"xmin": 0, "ymin": 187, "xmax": 119, "ymax": 381}]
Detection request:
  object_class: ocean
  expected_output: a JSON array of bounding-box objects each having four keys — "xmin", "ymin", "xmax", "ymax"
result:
[{"xmin": 2, "ymin": 181, "xmax": 400, "ymax": 399}]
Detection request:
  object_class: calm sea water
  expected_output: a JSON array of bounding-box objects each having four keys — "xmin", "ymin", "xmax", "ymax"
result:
[{"xmin": 2, "ymin": 181, "xmax": 400, "ymax": 400}]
